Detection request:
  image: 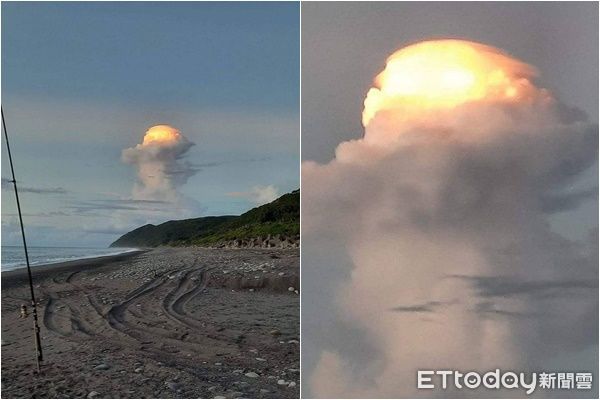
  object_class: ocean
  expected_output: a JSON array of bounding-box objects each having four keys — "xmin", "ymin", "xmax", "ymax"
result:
[{"xmin": 1, "ymin": 246, "xmax": 139, "ymax": 272}]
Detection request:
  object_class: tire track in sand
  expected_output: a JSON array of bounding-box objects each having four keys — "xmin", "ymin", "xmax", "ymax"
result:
[{"xmin": 41, "ymin": 257, "xmax": 236, "ymax": 358}]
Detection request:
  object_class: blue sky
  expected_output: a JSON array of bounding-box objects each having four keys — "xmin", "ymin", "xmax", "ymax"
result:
[{"xmin": 1, "ymin": 2, "xmax": 299, "ymax": 247}]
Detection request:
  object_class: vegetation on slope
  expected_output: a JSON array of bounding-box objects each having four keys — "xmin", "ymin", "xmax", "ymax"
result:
[{"xmin": 110, "ymin": 190, "xmax": 299, "ymax": 248}]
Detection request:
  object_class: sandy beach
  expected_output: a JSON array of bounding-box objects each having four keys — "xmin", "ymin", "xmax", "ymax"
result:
[{"xmin": 1, "ymin": 247, "xmax": 299, "ymax": 399}]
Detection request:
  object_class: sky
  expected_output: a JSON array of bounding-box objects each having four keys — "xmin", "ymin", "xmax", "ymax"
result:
[
  {"xmin": 302, "ymin": 2, "xmax": 598, "ymax": 163},
  {"xmin": 301, "ymin": 2, "xmax": 598, "ymax": 397},
  {"xmin": 302, "ymin": 1, "xmax": 597, "ymax": 247},
  {"xmin": 1, "ymin": 2, "xmax": 299, "ymax": 247}
]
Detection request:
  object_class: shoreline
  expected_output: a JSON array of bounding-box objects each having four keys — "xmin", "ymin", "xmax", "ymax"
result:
[{"xmin": 1, "ymin": 249, "xmax": 147, "ymax": 288}]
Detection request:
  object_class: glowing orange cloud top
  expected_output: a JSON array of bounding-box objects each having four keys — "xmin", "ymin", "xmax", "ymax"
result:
[
  {"xmin": 142, "ymin": 125, "xmax": 182, "ymax": 145},
  {"xmin": 362, "ymin": 40, "xmax": 546, "ymax": 127}
]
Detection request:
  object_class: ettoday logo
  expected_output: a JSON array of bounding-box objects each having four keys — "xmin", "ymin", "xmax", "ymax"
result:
[
  {"xmin": 418, "ymin": 369, "xmax": 537, "ymax": 395},
  {"xmin": 417, "ymin": 370, "xmax": 594, "ymax": 395}
]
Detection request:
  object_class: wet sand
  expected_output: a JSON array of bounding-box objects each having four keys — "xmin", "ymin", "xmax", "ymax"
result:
[{"xmin": 1, "ymin": 247, "xmax": 299, "ymax": 398}]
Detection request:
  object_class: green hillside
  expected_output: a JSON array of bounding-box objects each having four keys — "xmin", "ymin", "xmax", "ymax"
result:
[{"xmin": 110, "ymin": 190, "xmax": 299, "ymax": 248}]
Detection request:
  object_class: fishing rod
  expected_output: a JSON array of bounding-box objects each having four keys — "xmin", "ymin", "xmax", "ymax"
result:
[{"xmin": 1, "ymin": 106, "xmax": 43, "ymax": 372}]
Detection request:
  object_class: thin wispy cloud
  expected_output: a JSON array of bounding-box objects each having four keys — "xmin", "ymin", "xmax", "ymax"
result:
[
  {"xmin": 389, "ymin": 301, "xmax": 447, "ymax": 313},
  {"xmin": 68, "ymin": 198, "xmax": 173, "ymax": 213},
  {"xmin": 1, "ymin": 178, "xmax": 68, "ymax": 195},
  {"xmin": 2, "ymin": 211, "xmax": 71, "ymax": 218},
  {"xmin": 448, "ymin": 274, "xmax": 598, "ymax": 299}
]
